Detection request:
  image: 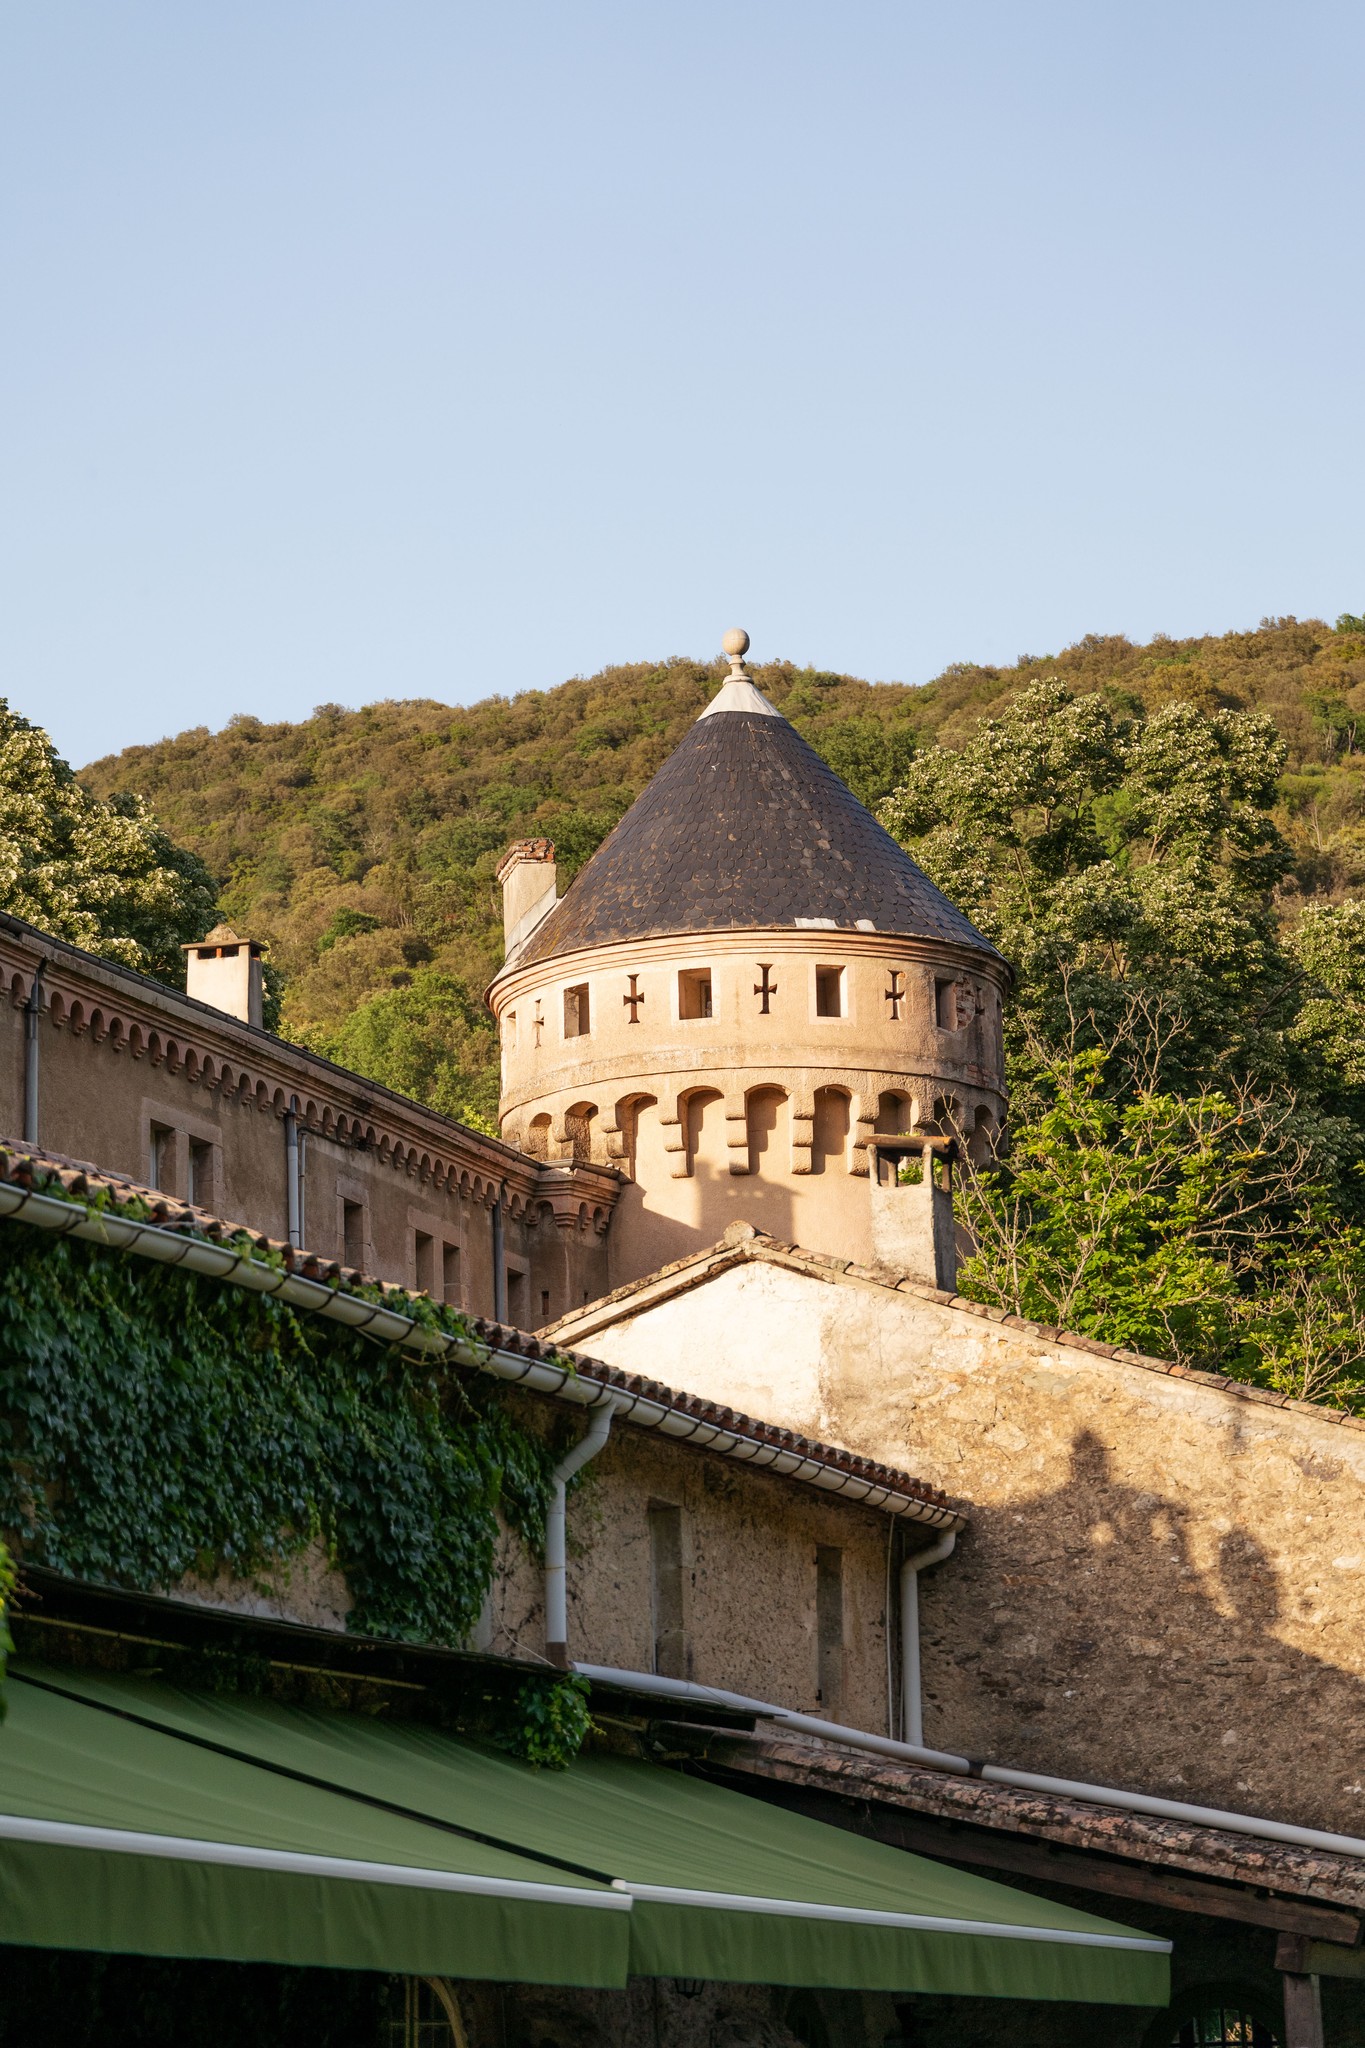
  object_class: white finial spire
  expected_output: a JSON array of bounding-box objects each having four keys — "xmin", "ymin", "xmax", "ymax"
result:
[{"xmin": 699, "ymin": 628, "xmax": 782, "ymax": 720}]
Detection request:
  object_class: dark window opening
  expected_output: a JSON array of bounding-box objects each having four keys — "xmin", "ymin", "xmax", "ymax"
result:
[
  {"xmin": 934, "ymin": 977, "xmax": 958, "ymax": 1029},
  {"xmin": 186, "ymin": 1138, "xmax": 213, "ymax": 1207},
  {"xmin": 816, "ymin": 1545, "xmax": 844, "ymax": 1712},
  {"xmin": 441, "ymin": 1243, "xmax": 460, "ymax": 1306},
  {"xmin": 505, "ymin": 1267, "xmax": 527, "ymax": 1327},
  {"xmin": 649, "ymin": 1501, "xmax": 685, "ymax": 1679},
  {"xmin": 815, "ymin": 966, "xmax": 843, "ymax": 1017},
  {"xmin": 342, "ymin": 1200, "xmax": 365, "ymax": 1268},
  {"xmin": 414, "ymin": 1231, "xmax": 435, "ymax": 1295},
  {"xmin": 563, "ymin": 983, "xmax": 590, "ymax": 1038},
  {"xmin": 678, "ymin": 968, "xmax": 713, "ymax": 1019},
  {"xmin": 1170, "ymin": 2008, "xmax": 1278, "ymax": 2044},
  {"xmin": 149, "ymin": 1123, "xmax": 174, "ymax": 1193},
  {"xmin": 540, "ymin": 1289, "xmax": 551, "ymax": 1321}
]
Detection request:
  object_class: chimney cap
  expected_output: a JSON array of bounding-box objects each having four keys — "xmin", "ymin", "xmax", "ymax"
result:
[
  {"xmin": 183, "ymin": 923, "xmax": 264, "ymax": 957},
  {"xmin": 496, "ymin": 839, "xmax": 556, "ymax": 884}
]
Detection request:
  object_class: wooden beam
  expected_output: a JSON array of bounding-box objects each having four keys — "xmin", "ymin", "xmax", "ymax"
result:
[
  {"xmin": 1283, "ymin": 1932, "xmax": 1365, "ymax": 1981},
  {"xmin": 719, "ymin": 1774, "xmax": 1362, "ymax": 1944}
]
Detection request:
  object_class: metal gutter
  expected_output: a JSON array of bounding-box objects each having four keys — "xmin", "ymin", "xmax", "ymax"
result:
[{"xmin": 0, "ymin": 1181, "xmax": 956, "ymax": 1526}]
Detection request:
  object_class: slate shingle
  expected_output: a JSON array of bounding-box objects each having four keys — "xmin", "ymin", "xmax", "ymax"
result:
[{"xmin": 517, "ymin": 709, "xmax": 999, "ymax": 968}]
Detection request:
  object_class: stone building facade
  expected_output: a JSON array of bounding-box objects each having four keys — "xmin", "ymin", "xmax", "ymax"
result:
[
  {"xmin": 0, "ymin": 911, "xmax": 617, "ymax": 1327},
  {"xmin": 488, "ymin": 638, "xmax": 1009, "ymax": 1285}
]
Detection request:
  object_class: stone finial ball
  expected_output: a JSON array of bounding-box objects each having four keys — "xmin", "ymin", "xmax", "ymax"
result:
[{"xmin": 721, "ymin": 628, "xmax": 750, "ymax": 659}]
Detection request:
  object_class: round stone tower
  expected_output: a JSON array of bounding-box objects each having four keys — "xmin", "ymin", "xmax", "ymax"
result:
[{"xmin": 487, "ymin": 632, "xmax": 1009, "ymax": 1286}]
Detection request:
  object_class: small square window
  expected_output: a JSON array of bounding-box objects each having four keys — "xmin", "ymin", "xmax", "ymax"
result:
[
  {"xmin": 563, "ymin": 983, "xmax": 591, "ymax": 1038},
  {"xmin": 678, "ymin": 968, "xmax": 713, "ymax": 1019},
  {"xmin": 815, "ymin": 966, "xmax": 844, "ymax": 1018}
]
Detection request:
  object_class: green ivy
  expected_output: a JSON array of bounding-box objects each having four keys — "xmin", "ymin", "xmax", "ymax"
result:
[
  {"xmin": 0, "ymin": 1220, "xmax": 557, "ymax": 1649},
  {"xmin": 498, "ymin": 1672, "xmax": 594, "ymax": 1769}
]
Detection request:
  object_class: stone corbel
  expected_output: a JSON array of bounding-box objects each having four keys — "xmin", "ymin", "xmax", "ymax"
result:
[
  {"xmin": 789, "ymin": 1088, "xmax": 815, "ymax": 1176},
  {"xmin": 850, "ymin": 1096, "xmax": 878, "ymax": 1177},
  {"xmin": 661, "ymin": 1103, "xmax": 689, "ymax": 1179},
  {"xmin": 725, "ymin": 1092, "xmax": 750, "ymax": 1176}
]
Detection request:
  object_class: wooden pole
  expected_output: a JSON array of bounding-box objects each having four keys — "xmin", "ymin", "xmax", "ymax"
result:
[{"xmin": 1281, "ymin": 1972, "xmax": 1324, "ymax": 2048}]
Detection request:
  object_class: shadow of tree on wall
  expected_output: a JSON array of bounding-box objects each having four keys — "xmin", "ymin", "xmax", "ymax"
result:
[{"xmin": 925, "ymin": 1427, "xmax": 1365, "ymax": 1836}]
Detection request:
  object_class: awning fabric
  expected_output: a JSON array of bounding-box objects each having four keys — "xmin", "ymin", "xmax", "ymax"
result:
[{"xmin": 2, "ymin": 1664, "xmax": 1170, "ymax": 2005}]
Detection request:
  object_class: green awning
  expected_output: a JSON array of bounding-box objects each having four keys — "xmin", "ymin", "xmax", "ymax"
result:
[
  {"xmin": 3, "ymin": 1664, "xmax": 1170, "ymax": 2005},
  {"xmin": 0, "ymin": 1670, "xmax": 626, "ymax": 1983}
]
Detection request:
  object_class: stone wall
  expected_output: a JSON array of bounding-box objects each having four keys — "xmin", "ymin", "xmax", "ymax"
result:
[{"xmin": 561, "ymin": 1250, "xmax": 1365, "ymax": 1834}]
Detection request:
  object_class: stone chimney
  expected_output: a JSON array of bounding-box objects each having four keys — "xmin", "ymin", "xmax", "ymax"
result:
[
  {"xmin": 497, "ymin": 840, "xmax": 558, "ymax": 960},
  {"xmin": 183, "ymin": 924, "xmax": 265, "ymax": 1028},
  {"xmin": 867, "ymin": 1136, "xmax": 958, "ymax": 1291}
]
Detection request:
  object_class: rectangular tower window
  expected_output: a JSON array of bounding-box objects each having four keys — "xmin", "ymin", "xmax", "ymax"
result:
[
  {"xmin": 442, "ymin": 1243, "xmax": 460, "ymax": 1306},
  {"xmin": 815, "ymin": 965, "xmax": 844, "ymax": 1017},
  {"xmin": 540, "ymin": 1288, "xmax": 551, "ymax": 1321},
  {"xmin": 678, "ymin": 968, "xmax": 713, "ymax": 1019},
  {"xmin": 505, "ymin": 1265, "xmax": 527, "ymax": 1326},
  {"xmin": 650, "ymin": 1502, "xmax": 686, "ymax": 1678},
  {"xmin": 816, "ymin": 1544, "xmax": 845, "ymax": 1712},
  {"xmin": 186, "ymin": 1138, "xmax": 214, "ymax": 1208},
  {"xmin": 563, "ymin": 983, "xmax": 591, "ymax": 1038},
  {"xmin": 935, "ymin": 977, "xmax": 958, "ymax": 1029},
  {"xmin": 414, "ymin": 1231, "xmax": 435, "ymax": 1296},
  {"xmin": 342, "ymin": 1199, "xmax": 365, "ymax": 1268}
]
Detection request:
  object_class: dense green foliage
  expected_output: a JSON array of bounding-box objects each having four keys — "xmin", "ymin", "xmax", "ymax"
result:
[
  {"xmin": 0, "ymin": 698, "xmax": 217, "ymax": 980},
  {"xmin": 880, "ymin": 655, "xmax": 1365, "ymax": 1407},
  {"xmin": 80, "ymin": 619, "xmax": 1365, "ymax": 1120},
  {"xmin": 81, "ymin": 658, "xmax": 922, "ymax": 1109},
  {"xmin": 0, "ymin": 1215, "xmax": 555, "ymax": 1647}
]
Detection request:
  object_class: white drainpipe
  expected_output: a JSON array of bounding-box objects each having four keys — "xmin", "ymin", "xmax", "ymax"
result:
[
  {"xmin": 544, "ymin": 1394, "xmax": 617, "ymax": 1668},
  {"xmin": 900, "ymin": 1531, "xmax": 956, "ymax": 1748}
]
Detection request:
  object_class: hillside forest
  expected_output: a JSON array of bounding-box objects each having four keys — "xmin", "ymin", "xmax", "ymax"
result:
[{"xmin": 11, "ymin": 611, "xmax": 1365, "ymax": 1407}]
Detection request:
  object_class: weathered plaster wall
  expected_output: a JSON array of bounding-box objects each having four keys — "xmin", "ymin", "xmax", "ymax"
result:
[
  {"xmin": 482, "ymin": 1423, "xmax": 894, "ymax": 1727},
  {"xmin": 571, "ymin": 1257, "xmax": 1365, "ymax": 1833}
]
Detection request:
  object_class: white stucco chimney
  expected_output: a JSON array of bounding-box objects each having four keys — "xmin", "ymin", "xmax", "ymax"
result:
[
  {"xmin": 497, "ymin": 840, "xmax": 558, "ymax": 960},
  {"xmin": 183, "ymin": 924, "xmax": 265, "ymax": 1028},
  {"xmin": 867, "ymin": 1136, "xmax": 958, "ymax": 1292}
]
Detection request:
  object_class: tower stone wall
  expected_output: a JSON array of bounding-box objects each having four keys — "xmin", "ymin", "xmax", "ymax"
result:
[{"xmin": 487, "ymin": 636, "xmax": 1009, "ymax": 1287}]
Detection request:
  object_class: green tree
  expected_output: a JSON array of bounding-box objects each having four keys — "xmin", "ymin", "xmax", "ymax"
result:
[
  {"xmin": 957, "ymin": 1046, "xmax": 1365, "ymax": 1412},
  {"xmin": 880, "ymin": 679, "xmax": 1296, "ymax": 1108},
  {"xmin": 0, "ymin": 700, "xmax": 217, "ymax": 980},
  {"xmin": 308, "ymin": 968, "xmax": 500, "ymax": 1133}
]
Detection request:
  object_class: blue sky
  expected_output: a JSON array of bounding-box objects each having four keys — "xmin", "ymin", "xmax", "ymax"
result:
[{"xmin": 5, "ymin": 2, "xmax": 1364, "ymax": 767}]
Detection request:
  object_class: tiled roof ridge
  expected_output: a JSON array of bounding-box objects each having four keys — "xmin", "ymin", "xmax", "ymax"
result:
[
  {"xmin": 0, "ymin": 1144, "xmax": 958, "ymax": 1521},
  {"xmin": 549, "ymin": 1224, "xmax": 1365, "ymax": 1437}
]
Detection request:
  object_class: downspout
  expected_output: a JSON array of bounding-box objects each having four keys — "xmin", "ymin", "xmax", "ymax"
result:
[
  {"xmin": 491, "ymin": 1182, "xmax": 507, "ymax": 1322},
  {"xmin": 545, "ymin": 1395, "xmax": 617, "ymax": 1668},
  {"xmin": 284, "ymin": 1096, "xmax": 302, "ymax": 1251},
  {"xmin": 23, "ymin": 962, "xmax": 44, "ymax": 1147},
  {"xmin": 900, "ymin": 1532, "xmax": 956, "ymax": 1748}
]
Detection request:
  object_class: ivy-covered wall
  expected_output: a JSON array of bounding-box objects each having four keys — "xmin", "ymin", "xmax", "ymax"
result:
[{"xmin": 0, "ymin": 1216, "xmax": 555, "ymax": 1648}]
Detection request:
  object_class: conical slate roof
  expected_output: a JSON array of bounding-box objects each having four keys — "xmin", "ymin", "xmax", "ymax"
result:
[{"xmin": 514, "ymin": 671, "xmax": 998, "ymax": 969}]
